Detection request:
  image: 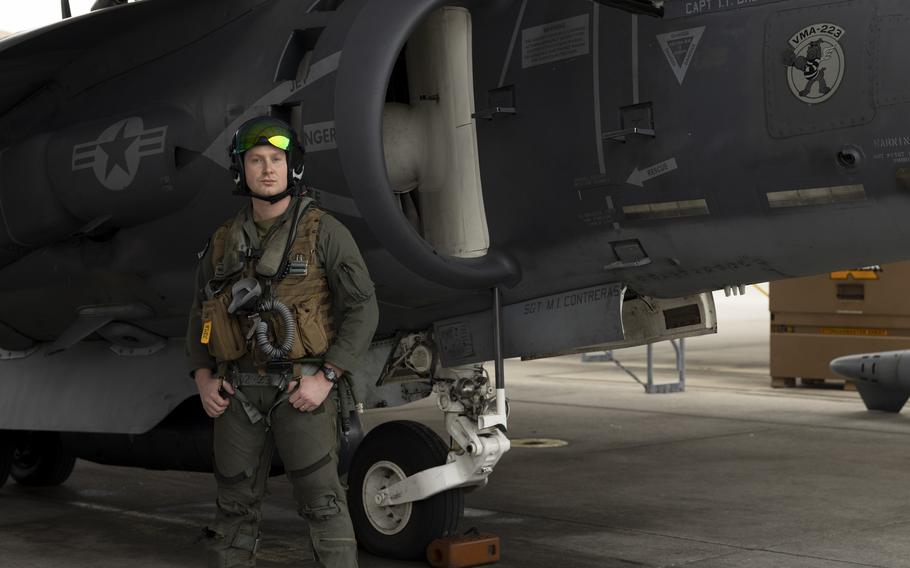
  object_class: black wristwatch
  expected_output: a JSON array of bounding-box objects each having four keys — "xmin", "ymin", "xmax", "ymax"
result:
[{"xmin": 320, "ymin": 365, "xmax": 339, "ymax": 385}]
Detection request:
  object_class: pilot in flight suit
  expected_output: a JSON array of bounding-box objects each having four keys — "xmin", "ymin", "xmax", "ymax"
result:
[{"xmin": 185, "ymin": 116, "xmax": 378, "ymax": 568}]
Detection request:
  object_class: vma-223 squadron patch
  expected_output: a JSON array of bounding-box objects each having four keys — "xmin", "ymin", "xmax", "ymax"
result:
[{"xmin": 782, "ymin": 23, "xmax": 846, "ymax": 104}]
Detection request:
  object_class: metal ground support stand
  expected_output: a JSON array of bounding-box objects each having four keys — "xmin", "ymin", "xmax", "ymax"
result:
[
  {"xmin": 580, "ymin": 351, "xmax": 614, "ymax": 363},
  {"xmin": 582, "ymin": 339, "xmax": 686, "ymax": 394},
  {"xmin": 375, "ymin": 287, "xmax": 511, "ymax": 507}
]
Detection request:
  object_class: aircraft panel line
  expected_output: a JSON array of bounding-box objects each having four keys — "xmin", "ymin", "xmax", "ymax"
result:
[
  {"xmin": 632, "ymin": 15, "xmax": 639, "ymax": 104},
  {"xmin": 498, "ymin": 0, "xmax": 528, "ymax": 88},
  {"xmin": 593, "ymin": 4, "xmax": 605, "ymax": 175}
]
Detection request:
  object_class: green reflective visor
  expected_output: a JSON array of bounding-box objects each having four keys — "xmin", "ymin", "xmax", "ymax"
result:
[{"xmin": 233, "ymin": 123, "xmax": 293, "ymax": 154}]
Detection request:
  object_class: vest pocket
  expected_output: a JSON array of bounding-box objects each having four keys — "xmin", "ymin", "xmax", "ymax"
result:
[
  {"xmin": 294, "ymin": 298, "xmax": 329, "ymax": 356},
  {"xmin": 201, "ymin": 293, "xmax": 247, "ymax": 361},
  {"xmin": 284, "ymin": 304, "xmax": 308, "ymax": 360}
]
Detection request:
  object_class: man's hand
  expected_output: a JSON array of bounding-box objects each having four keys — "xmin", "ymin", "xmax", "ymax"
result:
[
  {"xmin": 288, "ymin": 370, "xmax": 335, "ymax": 413},
  {"xmin": 194, "ymin": 368, "xmax": 234, "ymax": 418}
]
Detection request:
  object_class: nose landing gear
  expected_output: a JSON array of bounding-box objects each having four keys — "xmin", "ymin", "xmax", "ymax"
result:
[{"xmin": 349, "ymin": 420, "xmax": 463, "ymax": 560}]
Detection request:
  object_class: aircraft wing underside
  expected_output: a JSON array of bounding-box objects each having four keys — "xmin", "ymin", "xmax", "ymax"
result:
[{"xmin": 0, "ymin": 0, "xmax": 263, "ymax": 143}]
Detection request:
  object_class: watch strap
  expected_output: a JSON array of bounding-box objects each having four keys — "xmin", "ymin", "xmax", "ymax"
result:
[{"xmin": 320, "ymin": 365, "xmax": 338, "ymax": 384}]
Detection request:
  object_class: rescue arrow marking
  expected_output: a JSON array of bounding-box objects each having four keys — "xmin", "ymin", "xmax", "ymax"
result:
[{"xmin": 627, "ymin": 158, "xmax": 678, "ymax": 187}]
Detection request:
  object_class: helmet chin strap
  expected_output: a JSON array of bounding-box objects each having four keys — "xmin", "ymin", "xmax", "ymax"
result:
[
  {"xmin": 232, "ymin": 161, "xmax": 305, "ymax": 203},
  {"xmin": 247, "ymin": 185, "xmax": 300, "ymax": 204}
]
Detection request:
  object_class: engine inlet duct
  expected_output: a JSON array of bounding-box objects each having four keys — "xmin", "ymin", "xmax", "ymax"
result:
[{"xmin": 334, "ymin": 0, "xmax": 521, "ymax": 290}]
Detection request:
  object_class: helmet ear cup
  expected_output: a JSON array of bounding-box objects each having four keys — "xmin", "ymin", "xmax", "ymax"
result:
[
  {"xmin": 286, "ymin": 139, "xmax": 306, "ymax": 191},
  {"xmin": 291, "ymin": 163, "xmax": 304, "ymax": 183},
  {"xmin": 230, "ymin": 157, "xmax": 244, "ymax": 189},
  {"xmin": 228, "ymin": 135, "xmax": 247, "ymax": 193}
]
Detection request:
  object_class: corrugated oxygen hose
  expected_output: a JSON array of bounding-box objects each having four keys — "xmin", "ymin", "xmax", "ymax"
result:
[{"xmin": 254, "ymin": 298, "xmax": 296, "ymax": 359}]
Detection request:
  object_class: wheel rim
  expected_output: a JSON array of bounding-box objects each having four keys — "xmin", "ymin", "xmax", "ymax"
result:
[
  {"xmin": 12, "ymin": 445, "xmax": 38, "ymax": 471},
  {"xmin": 361, "ymin": 460, "xmax": 412, "ymax": 536}
]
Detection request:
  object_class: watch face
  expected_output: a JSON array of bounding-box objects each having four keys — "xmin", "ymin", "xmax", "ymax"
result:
[{"xmin": 322, "ymin": 367, "xmax": 337, "ymax": 382}]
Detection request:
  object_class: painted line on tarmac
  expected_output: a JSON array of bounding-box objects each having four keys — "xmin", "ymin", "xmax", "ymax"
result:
[
  {"xmin": 67, "ymin": 500, "xmax": 199, "ymax": 528},
  {"xmin": 65, "ymin": 499, "xmax": 312, "ymax": 564},
  {"xmin": 464, "ymin": 507, "xmax": 497, "ymax": 518},
  {"xmin": 506, "ymin": 397, "xmax": 910, "ymax": 437},
  {"xmin": 510, "ymin": 438, "xmax": 569, "ymax": 448}
]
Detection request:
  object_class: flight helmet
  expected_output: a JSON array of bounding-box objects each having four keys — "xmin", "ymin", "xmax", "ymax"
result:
[{"xmin": 228, "ymin": 116, "xmax": 305, "ymax": 203}]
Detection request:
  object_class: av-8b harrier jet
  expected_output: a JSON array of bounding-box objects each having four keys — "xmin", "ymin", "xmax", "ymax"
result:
[{"xmin": 1, "ymin": 0, "xmax": 908, "ymax": 558}]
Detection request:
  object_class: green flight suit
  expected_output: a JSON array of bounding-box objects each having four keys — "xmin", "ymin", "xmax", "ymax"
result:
[{"xmin": 185, "ymin": 196, "xmax": 379, "ymax": 568}]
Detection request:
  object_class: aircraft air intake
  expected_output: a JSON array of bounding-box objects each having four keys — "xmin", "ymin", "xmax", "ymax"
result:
[
  {"xmin": 382, "ymin": 7, "xmax": 490, "ymax": 260},
  {"xmin": 332, "ymin": 0, "xmax": 521, "ymax": 290}
]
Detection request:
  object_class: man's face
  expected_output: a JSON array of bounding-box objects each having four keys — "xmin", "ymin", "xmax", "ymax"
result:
[{"xmin": 243, "ymin": 145, "xmax": 288, "ymax": 197}]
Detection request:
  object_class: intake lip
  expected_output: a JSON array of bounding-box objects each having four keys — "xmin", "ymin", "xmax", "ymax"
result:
[{"xmin": 334, "ymin": 0, "xmax": 520, "ymax": 290}]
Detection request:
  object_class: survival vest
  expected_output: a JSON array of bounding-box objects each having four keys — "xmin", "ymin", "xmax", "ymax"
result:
[{"xmin": 200, "ymin": 198, "xmax": 336, "ymax": 366}]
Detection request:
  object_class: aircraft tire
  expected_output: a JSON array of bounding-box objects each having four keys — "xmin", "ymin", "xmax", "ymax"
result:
[
  {"xmin": 11, "ymin": 432, "xmax": 76, "ymax": 487},
  {"xmin": 348, "ymin": 420, "xmax": 463, "ymax": 560},
  {"xmin": 0, "ymin": 432, "xmax": 12, "ymax": 489}
]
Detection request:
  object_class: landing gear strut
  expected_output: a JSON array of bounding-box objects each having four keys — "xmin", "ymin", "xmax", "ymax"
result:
[
  {"xmin": 350, "ymin": 288, "xmax": 512, "ymax": 558},
  {"xmin": 349, "ymin": 420, "xmax": 463, "ymax": 559},
  {"xmin": 350, "ymin": 366, "xmax": 510, "ymax": 558}
]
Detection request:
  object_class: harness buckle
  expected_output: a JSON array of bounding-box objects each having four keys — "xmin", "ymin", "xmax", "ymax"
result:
[{"xmin": 286, "ymin": 253, "xmax": 308, "ymax": 277}]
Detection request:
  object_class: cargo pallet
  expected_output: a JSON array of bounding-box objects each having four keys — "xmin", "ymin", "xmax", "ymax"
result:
[{"xmin": 770, "ymin": 376, "xmax": 856, "ymax": 390}]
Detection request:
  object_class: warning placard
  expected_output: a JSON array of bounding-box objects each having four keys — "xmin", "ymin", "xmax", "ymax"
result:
[{"xmin": 522, "ymin": 14, "xmax": 589, "ymax": 69}]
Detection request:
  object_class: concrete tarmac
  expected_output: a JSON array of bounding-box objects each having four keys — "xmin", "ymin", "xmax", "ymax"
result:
[{"xmin": 5, "ymin": 290, "xmax": 910, "ymax": 567}]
